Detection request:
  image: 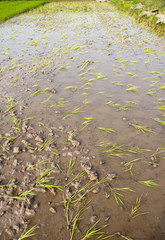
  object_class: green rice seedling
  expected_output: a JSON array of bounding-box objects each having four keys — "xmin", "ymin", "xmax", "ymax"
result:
[
  {"xmin": 139, "ymin": 180, "xmax": 159, "ymax": 187},
  {"xmin": 19, "ymin": 189, "xmax": 35, "ymax": 199},
  {"xmin": 65, "ymin": 86, "xmax": 77, "ymax": 91},
  {"xmin": 147, "ymin": 89, "xmax": 158, "ymax": 95},
  {"xmin": 27, "ymin": 160, "xmax": 53, "ymax": 170},
  {"xmin": 58, "ymin": 65, "xmax": 70, "ymax": 70},
  {"xmin": 119, "ymin": 105, "xmax": 135, "ymax": 111},
  {"xmin": 0, "ymin": 180, "xmax": 17, "ymax": 188},
  {"xmin": 124, "ymin": 158, "xmax": 141, "ymax": 176},
  {"xmin": 95, "ymin": 73, "xmax": 107, "ymax": 80},
  {"xmin": 97, "ymin": 142, "xmax": 112, "ymax": 147},
  {"xmin": 155, "ymin": 106, "xmax": 165, "ymax": 111},
  {"xmin": 83, "ymin": 100, "xmax": 92, "ymax": 104},
  {"xmin": 130, "ymin": 123, "xmax": 155, "ymax": 133},
  {"xmin": 66, "ymin": 172, "xmax": 86, "ymax": 186},
  {"xmin": 23, "ymin": 117, "xmax": 35, "ymax": 121},
  {"xmin": 82, "ymin": 117, "xmax": 95, "ymax": 129},
  {"xmin": 126, "ymin": 85, "xmax": 140, "ymax": 92},
  {"xmin": 52, "ymin": 151, "xmax": 59, "ymax": 156},
  {"xmin": 70, "ymin": 201, "xmax": 89, "ymax": 240},
  {"xmin": 129, "ymin": 196, "xmax": 147, "ymax": 218},
  {"xmin": 67, "ymin": 158, "xmax": 76, "ymax": 178},
  {"xmin": 12, "ymin": 126, "xmax": 22, "ymax": 134},
  {"xmin": 56, "ymin": 98, "xmax": 68, "ymax": 108},
  {"xmin": 62, "ymin": 114, "xmax": 73, "ymax": 120},
  {"xmin": 112, "ymin": 81, "xmax": 124, "ymax": 86},
  {"xmin": 41, "ymin": 95, "xmax": 52, "ymax": 104},
  {"xmin": 119, "ymin": 233, "xmax": 135, "ymax": 240},
  {"xmin": 98, "ymin": 127, "xmax": 116, "ymax": 134},
  {"xmin": 125, "ymin": 101, "xmax": 137, "ymax": 105},
  {"xmin": 39, "ymin": 139, "xmax": 54, "ymax": 151},
  {"xmin": 81, "ymin": 220, "xmax": 114, "ymax": 240},
  {"xmin": 35, "ymin": 168, "xmax": 63, "ymax": 190},
  {"xmin": 154, "ymin": 118, "xmax": 165, "ymax": 126},
  {"xmin": 5, "ymin": 103, "xmax": 17, "ymax": 113},
  {"xmin": 18, "ymin": 225, "xmax": 37, "ymax": 240},
  {"xmin": 72, "ymin": 107, "xmax": 84, "ymax": 114},
  {"xmin": 128, "ymin": 147, "xmax": 151, "ymax": 153},
  {"xmin": 0, "ymin": 66, "xmax": 7, "ymax": 73},
  {"xmin": 32, "ymin": 88, "xmax": 50, "ymax": 96},
  {"xmin": 106, "ymin": 101, "xmax": 121, "ymax": 108},
  {"xmin": 151, "ymin": 147, "xmax": 165, "ymax": 157},
  {"xmin": 158, "ymin": 98, "xmax": 165, "ymax": 101},
  {"xmin": 109, "ymin": 187, "xmax": 135, "ymax": 206}
]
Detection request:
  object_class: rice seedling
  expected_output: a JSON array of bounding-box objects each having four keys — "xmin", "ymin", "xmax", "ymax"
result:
[
  {"xmin": 124, "ymin": 158, "xmax": 141, "ymax": 176},
  {"xmin": 19, "ymin": 189, "xmax": 36, "ymax": 199},
  {"xmin": 151, "ymin": 147, "xmax": 165, "ymax": 157},
  {"xmin": 109, "ymin": 187, "xmax": 135, "ymax": 206},
  {"xmin": 62, "ymin": 114, "xmax": 73, "ymax": 120},
  {"xmin": 81, "ymin": 220, "xmax": 114, "ymax": 240},
  {"xmin": 39, "ymin": 139, "xmax": 54, "ymax": 151},
  {"xmin": 18, "ymin": 225, "xmax": 38, "ymax": 240},
  {"xmin": 65, "ymin": 86, "xmax": 77, "ymax": 91},
  {"xmin": 126, "ymin": 85, "xmax": 140, "ymax": 92},
  {"xmin": 67, "ymin": 158, "xmax": 76, "ymax": 178},
  {"xmin": 129, "ymin": 196, "xmax": 144, "ymax": 218},
  {"xmin": 119, "ymin": 105, "xmax": 135, "ymax": 111},
  {"xmin": 130, "ymin": 123, "xmax": 155, "ymax": 133},
  {"xmin": 70, "ymin": 201, "xmax": 89, "ymax": 240},
  {"xmin": 82, "ymin": 117, "xmax": 95, "ymax": 129},
  {"xmin": 125, "ymin": 101, "xmax": 137, "ymax": 105},
  {"xmin": 0, "ymin": 180, "xmax": 17, "ymax": 188},
  {"xmin": 139, "ymin": 180, "xmax": 159, "ymax": 187},
  {"xmin": 155, "ymin": 106, "xmax": 165, "ymax": 111},
  {"xmin": 56, "ymin": 98, "xmax": 68, "ymax": 108},
  {"xmin": 83, "ymin": 100, "xmax": 92, "ymax": 104},
  {"xmin": 98, "ymin": 127, "xmax": 116, "ymax": 134},
  {"xmin": 106, "ymin": 101, "xmax": 121, "ymax": 108},
  {"xmin": 112, "ymin": 81, "xmax": 124, "ymax": 86},
  {"xmin": 119, "ymin": 233, "xmax": 135, "ymax": 240},
  {"xmin": 5, "ymin": 103, "xmax": 17, "ymax": 113},
  {"xmin": 32, "ymin": 88, "xmax": 50, "ymax": 96},
  {"xmin": 34, "ymin": 168, "xmax": 63, "ymax": 190},
  {"xmin": 154, "ymin": 118, "xmax": 165, "ymax": 126},
  {"xmin": 158, "ymin": 98, "xmax": 165, "ymax": 101},
  {"xmin": 41, "ymin": 95, "xmax": 52, "ymax": 104},
  {"xmin": 127, "ymin": 147, "xmax": 151, "ymax": 153}
]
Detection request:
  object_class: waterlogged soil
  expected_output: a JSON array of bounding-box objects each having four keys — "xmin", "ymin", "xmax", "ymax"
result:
[{"xmin": 0, "ymin": 2, "xmax": 165, "ymax": 240}]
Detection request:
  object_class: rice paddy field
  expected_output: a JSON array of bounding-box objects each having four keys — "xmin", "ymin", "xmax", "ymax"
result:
[
  {"xmin": 0, "ymin": 1, "xmax": 48, "ymax": 22},
  {"xmin": 0, "ymin": 1, "xmax": 165, "ymax": 240}
]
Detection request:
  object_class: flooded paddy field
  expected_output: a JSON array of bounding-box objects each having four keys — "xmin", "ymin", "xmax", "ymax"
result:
[{"xmin": 0, "ymin": 2, "xmax": 165, "ymax": 240}]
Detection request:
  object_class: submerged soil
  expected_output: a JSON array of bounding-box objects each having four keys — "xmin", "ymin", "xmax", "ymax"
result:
[{"xmin": 0, "ymin": 2, "xmax": 165, "ymax": 240}]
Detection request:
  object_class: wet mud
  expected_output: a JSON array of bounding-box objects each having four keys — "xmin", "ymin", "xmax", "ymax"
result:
[{"xmin": 0, "ymin": 2, "xmax": 165, "ymax": 240}]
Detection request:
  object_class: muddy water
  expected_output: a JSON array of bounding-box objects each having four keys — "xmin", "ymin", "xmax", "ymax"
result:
[{"xmin": 0, "ymin": 2, "xmax": 165, "ymax": 240}]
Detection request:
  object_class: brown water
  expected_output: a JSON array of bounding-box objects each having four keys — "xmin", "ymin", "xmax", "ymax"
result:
[{"xmin": 0, "ymin": 2, "xmax": 165, "ymax": 240}]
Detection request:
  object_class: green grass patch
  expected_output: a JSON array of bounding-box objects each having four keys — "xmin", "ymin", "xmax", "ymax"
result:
[
  {"xmin": 109, "ymin": 0, "xmax": 165, "ymax": 34},
  {"xmin": 0, "ymin": 1, "xmax": 48, "ymax": 22}
]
